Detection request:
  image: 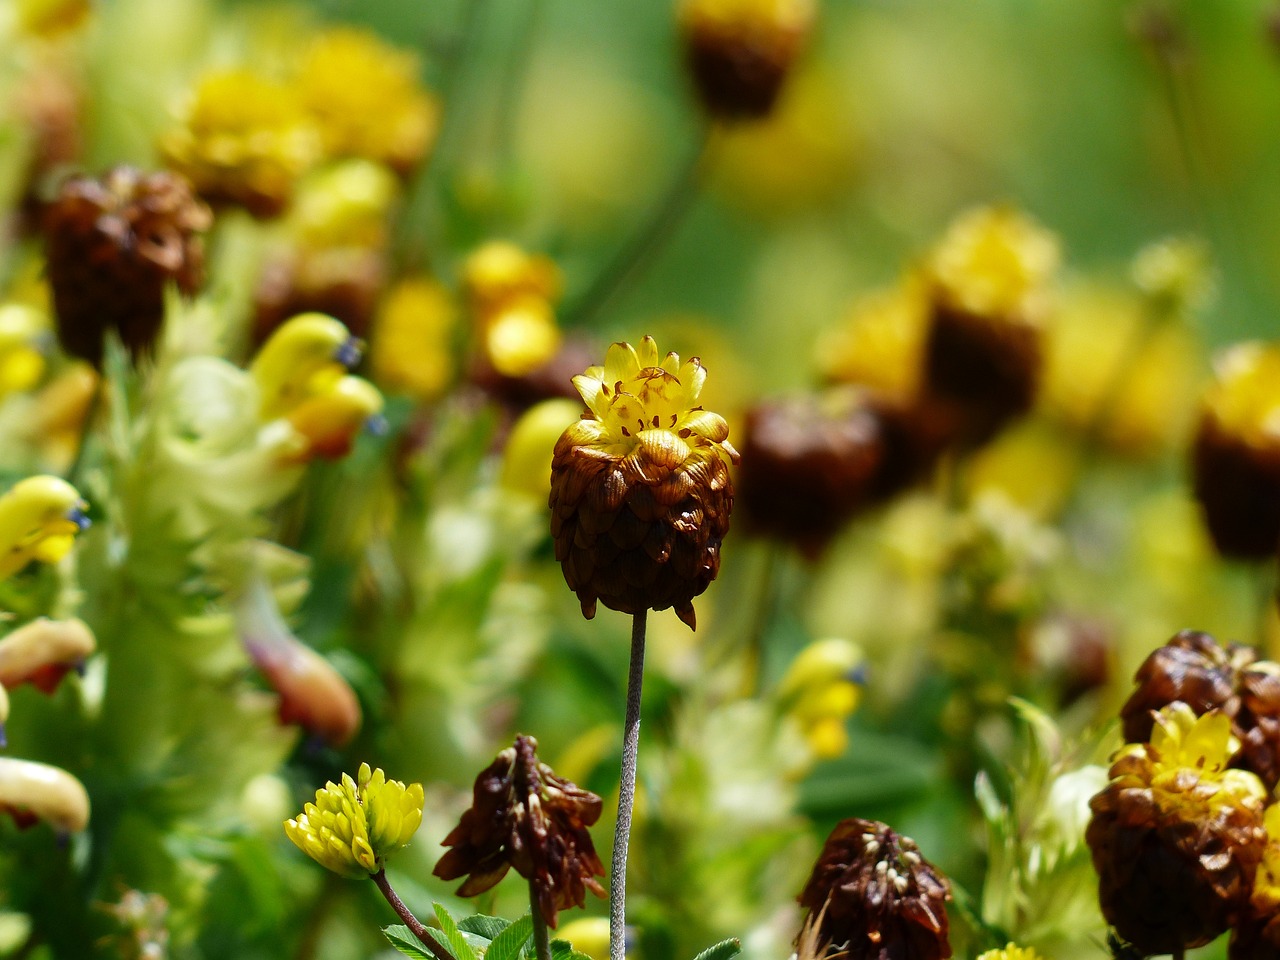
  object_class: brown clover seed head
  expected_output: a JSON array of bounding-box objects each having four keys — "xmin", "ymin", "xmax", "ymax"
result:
[
  {"xmin": 737, "ymin": 390, "xmax": 885, "ymax": 557},
  {"xmin": 548, "ymin": 337, "xmax": 739, "ymax": 630},
  {"xmin": 433, "ymin": 734, "xmax": 605, "ymax": 928},
  {"xmin": 797, "ymin": 818, "xmax": 952, "ymax": 960},
  {"xmin": 1121, "ymin": 630, "xmax": 1280, "ymax": 790},
  {"xmin": 679, "ymin": 0, "xmax": 816, "ymax": 121},
  {"xmin": 1086, "ymin": 705, "xmax": 1269, "ymax": 956},
  {"xmin": 44, "ymin": 166, "xmax": 211, "ymax": 367}
]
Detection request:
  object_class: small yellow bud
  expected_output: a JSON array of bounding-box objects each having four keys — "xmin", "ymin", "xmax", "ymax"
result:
[
  {"xmin": 0, "ymin": 476, "xmax": 89, "ymax": 580},
  {"xmin": 0, "ymin": 758, "xmax": 90, "ymax": 834},
  {"xmin": 0, "ymin": 305, "xmax": 47, "ymax": 401},
  {"xmin": 251, "ymin": 312, "xmax": 361, "ymax": 421},
  {"xmin": 0, "ymin": 618, "xmax": 95, "ymax": 694},
  {"xmin": 463, "ymin": 241, "xmax": 561, "ymax": 317},
  {"xmin": 284, "ymin": 375, "xmax": 384, "ymax": 462},
  {"xmin": 484, "ymin": 298, "xmax": 562, "ymax": 378},
  {"xmin": 370, "ymin": 277, "xmax": 457, "ymax": 402}
]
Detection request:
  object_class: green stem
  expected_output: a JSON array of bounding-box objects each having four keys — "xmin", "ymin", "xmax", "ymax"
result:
[
  {"xmin": 565, "ymin": 128, "xmax": 711, "ymax": 328},
  {"xmin": 370, "ymin": 870, "xmax": 451, "ymax": 960},
  {"xmin": 530, "ymin": 881, "xmax": 552, "ymax": 960},
  {"xmin": 65, "ymin": 375, "xmax": 103, "ymax": 486},
  {"xmin": 609, "ymin": 610, "xmax": 648, "ymax": 960}
]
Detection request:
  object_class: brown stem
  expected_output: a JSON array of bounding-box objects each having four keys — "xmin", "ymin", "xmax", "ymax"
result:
[{"xmin": 370, "ymin": 869, "xmax": 452, "ymax": 960}]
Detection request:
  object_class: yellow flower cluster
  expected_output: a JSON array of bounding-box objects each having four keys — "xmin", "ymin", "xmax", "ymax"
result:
[
  {"xmin": 371, "ymin": 278, "xmax": 458, "ymax": 403},
  {"xmin": 463, "ymin": 241, "xmax": 563, "ymax": 378},
  {"xmin": 776, "ymin": 638, "xmax": 865, "ymax": 760},
  {"xmin": 284, "ymin": 763, "xmax": 424, "ymax": 878},
  {"xmin": 1200, "ymin": 342, "xmax": 1280, "ymax": 450},
  {"xmin": 817, "ymin": 280, "xmax": 927, "ymax": 399},
  {"xmin": 0, "ymin": 475, "xmax": 89, "ymax": 581},
  {"xmin": 976, "ymin": 945, "xmax": 1047, "ymax": 960}
]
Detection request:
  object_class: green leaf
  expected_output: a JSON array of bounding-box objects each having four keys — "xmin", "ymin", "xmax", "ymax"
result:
[
  {"xmin": 484, "ymin": 915, "xmax": 532, "ymax": 960},
  {"xmin": 691, "ymin": 938, "xmax": 741, "ymax": 960},
  {"xmin": 384, "ymin": 925, "xmax": 436, "ymax": 959},
  {"xmin": 458, "ymin": 915, "xmax": 511, "ymax": 942},
  {"xmin": 546, "ymin": 940, "xmax": 593, "ymax": 960},
  {"xmin": 434, "ymin": 903, "xmax": 480, "ymax": 960}
]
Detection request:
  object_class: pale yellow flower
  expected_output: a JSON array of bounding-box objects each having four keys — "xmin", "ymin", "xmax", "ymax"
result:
[
  {"xmin": 0, "ymin": 758, "xmax": 90, "ymax": 834},
  {"xmin": 0, "ymin": 476, "xmax": 88, "ymax": 580},
  {"xmin": 370, "ymin": 278, "xmax": 457, "ymax": 402},
  {"xmin": 976, "ymin": 944, "xmax": 1047, "ymax": 960}
]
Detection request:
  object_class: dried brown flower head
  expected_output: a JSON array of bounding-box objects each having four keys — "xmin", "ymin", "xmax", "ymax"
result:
[
  {"xmin": 434, "ymin": 735, "xmax": 605, "ymax": 928},
  {"xmin": 797, "ymin": 818, "xmax": 952, "ymax": 960},
  {"xmin": 1120, "ymin": 629, "xmax": 1280, "ymax": 790},
  {"xmin": 44, "ymin": 166, "xmax": 211, "ymax": 366},
  {"xmin": 1087, "ymin": 704, "xmax": 1268, "ymax": 955}
]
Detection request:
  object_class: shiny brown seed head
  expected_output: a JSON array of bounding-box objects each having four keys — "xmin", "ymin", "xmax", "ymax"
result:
[
  {"xmin": 548, "ymin": 337, "xmax": 739, "ymax": 629},
  {"xmin": 1087, "ymin": 704, "xmax": 1269, "ymax": 956},
  {"xmin": 434, "ymin": 734, "xmax": 605, "ymax": 928},
  {"xmin": 43, "ymin": 166, "xmax": 211, "ymax": 366},
  {"xmin": 797, "ymin": 818, "xmax": 952, "ymax": 960},
  {"xmin": 1120, "ymin": 630, "xmax": 1280, "ymax": 790}
]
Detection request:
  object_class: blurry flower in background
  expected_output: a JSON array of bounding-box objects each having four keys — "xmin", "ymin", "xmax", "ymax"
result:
[
  {"xmin": 0, "ymin": 617, "xmax": 94, "ymax": 694},
  {"xmin": 296, "ymin": 27, "xmax": 439, "ymax": 176},
  {"xmin": 774, "ymin": 637, "xmax": 865, "ymax": 760},
  {"xmin": 556, "ymin": 917, "xmax": 610, "ymax": 960},
  {"xmin": 1119, "ymin": 629, "xmax": 1280, "ymax": 790},
  {"xmin": 818, "ymin": 280, "xmax": 927, "ymax": 402},
  {"xmin": 370, "ymin": 277, "xmax": 458, "ymax": 403},
  {"xmin": 920, "ymin": 204, "xmax": 1059, "ymax": 445},
  {"xmin": 160, "ymin": 67, "xmax": 321, "ymax": 218},
  {"xmin": 976, "ymin": 945, "xmax": 1046, "ymax": 960},
  {"xmin": 1191, "ymin": 341, "xmax": 1280, "ymax": 560},
  {"xmin": 1131, "ymin": 235, "xmax": 1215, "ymax": 320},
  {"xmin": 796, "ymin": 817, "xmax": 952, "ymax": 960},
  {"xmin": 0, "ymin": 305, "xmax": 49, "ymax": 401},
  {"xmin": 500, "ymin": 398, "xmax": 583, "ymax": 502},
  {"xmin": 463, "ymin": 240, "xmax": 564, "ymax": 383},
  {"xmin": 0, "ymin": 756, "xmax": 89, "ymax": 835},
  {"xmin": 434, "ymin": 734, "xmax": 605, "ymax": 928},
  {"xmin": 1087, "ymin": 703, "xmax": 1267, "ymax": 955},
  {"xmin": 680, "ymin": 0, "xmax": 816, "ymax": 121},
  {"xmin": 285, "ymin": 763, "xmax": 424, "ymax": 878},
  {"xmin": 13, "ymin": 0, "xmax": 92, "ymax": 38},
  {"xmin": 0, "ymin": 475, "xmax": 87, "ymax": 580},
  {"xmin": 549, "ymin": 336, "xmax": 739, "ymax": 628},
  {"xmin": 249, "ymin": 311, "xmax": 364, "ymax": 421},
  {"xmin": 43, "ymin": 166, "xmax": 211, "ymax": 366}
]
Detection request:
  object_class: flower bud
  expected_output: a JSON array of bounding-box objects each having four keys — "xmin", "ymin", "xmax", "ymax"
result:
[
  {"xmin": 796, "ymin": 818, "xmax": 952, "ymax": 960},
  {"xmin": 0, "ymin": 757, "xmax": 90, "ymax": 835},
  {"xmin": 549, "ymin": 337, "xmax": 739, "ymax": 629},
  {"xmin": 285, "ymin": 763, "xmax": 424, "ymax": 878},
  {"xmin": 0, "ymin": 617, "xmax": 95, "ymax": 694},
  {"xmin": 679, "ymin": 0, "xmax": 816, "ymax": 120},
  {"xmin": 0, "ymin": 475, "xmax": 89, "ymax": 580},
  {"xmin": 43, "ymin": 166, "xmax": 211, "ymax": 366},
  {"xmin": 434, "ymin": 734, "xmax": 605, "ymax": 928},
  {"xmin": 250, "ymin": 312, "xmax": 363, "ymax": 421},
  {"xmin": 370, "ymin": 277, "xmax": 457, "ymax": 403},
  {"xmin": 283, "ymin": 374, "xmax": 385, "ymax": 462}
]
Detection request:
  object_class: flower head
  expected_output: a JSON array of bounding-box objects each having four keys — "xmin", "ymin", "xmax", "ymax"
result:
[
  {"xmin": 776, "ymin": 637, "xmax": 866, "ymax": 760},
  {"xmin": 297, "ymin": 27, "xmax": 439, "ymax": 175},
  {"xmin": 370, "ymin": 277, "xmax": 457, "ymax": 402},
  {"xmin": 796, "ymin": 817, "xmax": 952, "ymax": 960},
  {"xmin": 434, "ymin": 734, "xmax": 605, "ymax": 928},
  {"xmin": 284, "ymin": 763, "xmax": 423, "ymax": 878},
  {"xmin": 976, "ymin": 946, "xmax": 1046, "ymax": 960},
  {"xmin": 550, "ymin": 336, "xmax": 739, "ymax": 628},
  {"xmin": 0, "ymin": 476, "xmax": 89, "ymax": 580},
  {"xmin": 250, "ymin": 312, "xmax": 363, "ymax": 421},
  {"xmin": 161, "ymin": 68, "xmax": 321, "ymax": 217},
  {"xmin": 1086, "ymin": 703, "xmax": 1268, "ymax": 955}
]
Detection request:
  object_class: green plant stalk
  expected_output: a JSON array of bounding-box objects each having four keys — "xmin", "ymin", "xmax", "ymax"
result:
[
  {"xmin": 530, "ymin": 882, "xmax": 552, "ymax": 960},
  {"xmin": 610, "ymin": 609, "xmax": 648, "ymax": 960},
  {"xmin": 371, "ymin": 869, "xmax": 453, "ymax": 960}
]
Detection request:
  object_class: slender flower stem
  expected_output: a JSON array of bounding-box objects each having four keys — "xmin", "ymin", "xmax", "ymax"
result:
[
  {"xmin": 610, "ymin": 609, "xmax": 648, "ymax": 960},
  {"xmin": 530, "ymin": 881, "xmax": 552, "ymax": 960},
  {"xmin": 371, "ymin": 869, "xmax": 452, "ymax": 960},
  {"xmin": 565, "ymin": 128, "xmax": 711, "ymax": 328}
]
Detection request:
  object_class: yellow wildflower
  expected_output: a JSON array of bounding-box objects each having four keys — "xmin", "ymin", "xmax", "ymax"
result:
[
  {"xmin": 284, "ymin": 763, "xmax": 424, "ymax": 878},
  {"xmin": 776, "ymin": 638, "xmax": 865, "ymax": 760},
  {"xmin": 297, "ymin": 27, "xmax": 439, "ymax": 174},
  {"xmin": 251, "ymin": 312, "xmax": 361, "ymax": 421},
  {"xmin": 0, "ymin": 305, "xmax": 48, "ymax": 401},
  {"xmin": 0, "ymin": 476, "xmax": 88, "ymax": 580},
  {"xmin": 976, "ymin": 945, "xmax": 1047, "ymax": 960},
  {"xmin": 161, "ymin": 68, "xmax": 321, "ymax": 218},
  {"xmin": 484, "ymin": 297, "xmax": 561, "ymax": 377},
  {"xmin": 370, "ymin": 277, "xmax": 457, "ymax": 402},
  {"xmin": 290, "ymin": 160, "xmax": 400, "ymax": 251},
  {"xmin": 283, "ymin": 375, "xmax": 384, "ymax": 462},
  {"xmin": 462, "ymin": 241, "xmax": 561, "ymax": 318},
  {"xmin": 818, "ymin": 279, "xmax": 928, "ymax": 399},
  {"xmin": 500, "ymin": 398, "xmax": 582, "ymax": 500},
  {"xmin": 1200, "ymin": 342, "xmax": 1280, "ymax": 450}
]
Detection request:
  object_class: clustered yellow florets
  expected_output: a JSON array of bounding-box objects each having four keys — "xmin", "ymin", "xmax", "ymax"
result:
[
  {"xmin": 0, "ymin": 476, "xmax": 89, "ymax": 581},
  {"xmin": 927, "ymin": 205, "xmax": 1060, "ymax": 322},
  {"xmin": 976, "ymin": 944, "xmax": 1047, "ymax": 960},
  {"xmin": 1107, "ymin": 703, "xmax": 1267, "ymax": 823},
  {"xmin": 1201, "ymin": 342, "xmax": 1280, "ymax": 449},
  {"xmin": 284, "ymin": 763, "xmax": 424, "ymax": 879},
  {"xmin": 566, "ymin": 336, "xmax": 740, "ymax": 469}
]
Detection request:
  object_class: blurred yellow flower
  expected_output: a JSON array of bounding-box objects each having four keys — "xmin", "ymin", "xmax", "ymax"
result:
[
  {"xmin": 556, "ymin": 917, "xmax": 609, "ymax": 960},
  {"xmin": 1200, "ymin": 342, "xmax": 1280, "ymax": 450},
  {"xmin": 1132, "ymin": 235, "xmax": 1214, "ymax": 319},
  {"xmin": 500, "ymin": 398, "xmax": 582, "ymax": 500},
  {"xmin": 284, "ymin": 763, "xmax": 424, "ymax": 878},
  {"xmin": 161, "ymin": 68, "xmax": 321, "ymax": 217},
  {"xmin": 283, "ymin": 375, "xmax": 384, "ymax": 462},
  {"xmin": 297, "ymin": 27, "xmax": 439, "ymax": 175},
  {"xmin": 462, "ymin": 241, "xmax": 562, "ymax": 317},
  {"xmin": 251, "ymin": 312, "xmax": 360, "ymax": 421},
  {"xmin": 0, "ymin": 758, "xmax": 90, "ymax": 834},
  {"xmin": 15, "ymin": 0, "xmax": 91, "ymax": 37},
  {"xmin": 484, "ymin": 297, "xmax": 561, "ymax": 377},
  {"xmin": 976, "ymin": 945, "xmax": 1046, "ymax": 960},
  {"xmin": 290, "ymin": 160, "xmax": 400, "ymax": 251},
  {"xmin": 0, "ymin": 305, "xmax": 48, "ymax": 401},
  {"xmin": 818, "ymin": 279, "xmax": 928, "ymax": 399},
  {"xmin": 776, "ymin": 638, "xmax": 865, "ymax": 760},
  {"xmin": 0, "ymin": 476, "xmax": 88, "ymax": 580},
  {"xmin": 370, "ymin": 277, "xmax": 457, "ymax": 402}
]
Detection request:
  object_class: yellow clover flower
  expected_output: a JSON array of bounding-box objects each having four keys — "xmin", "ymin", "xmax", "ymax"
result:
[
  {"xmin": 776, "ymin": 638, "xmax": 866, "ymax": 761},
  {"xmin": 976, "ymin": 945, "xmax": 1046, "ymax": 960},
  {"xmin": 0, "ymin": 758, "xmax": 90, "ymax": 835},
  {"xmin": 370, "ymin": 277, "xmax": 457, "ymax": 402},
  {"xmin": 0, "ymin": 476, "xmax": 89, "ymax": 580},
  {"xmin": 284, "ymin": 763, "xmax": 424, "ymax": 878}
]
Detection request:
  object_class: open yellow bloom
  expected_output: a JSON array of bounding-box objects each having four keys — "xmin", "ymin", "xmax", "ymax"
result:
[
  {"xmin": 284, "ymin": 763, "xmax": 424, "ymax": 878},
  {"xmin": 297, "ymin": 27, "xmax": 439, "ymax": 175},
  {"xmin": 0, "ymin": 476, "xmax": 88, "ymax": 580}
]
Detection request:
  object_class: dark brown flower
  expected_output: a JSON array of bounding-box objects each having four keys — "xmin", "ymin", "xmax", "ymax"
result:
[
  {"xmin": 736, "ymin": 390, "xmax": 885, "ymax": 556},
  {"xmin": 44, "ymin": 166, "xmax": 211, "ymax": 366},
  {"xmin": 1086, "ymin": 704, "xmax": 1268, "ymax": 956},
  {"xmin": 434, "ymin": 735, "xmax": 605, "ymax": 928},
  {"xmin": 549, "ymin": 338, "xmax": 738, "ymax": 630},
  {"xmin": 1120, "ymin": 629, "xmax": 1280, "ymax": 790},
  {"xmin": 797, "ymin": 818, "xmax": 952, "ymax": 960}
]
